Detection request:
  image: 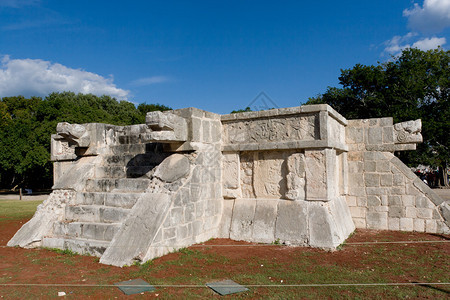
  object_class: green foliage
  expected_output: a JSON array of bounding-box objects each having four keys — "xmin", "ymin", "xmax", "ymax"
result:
[
  {"xmin": 0, "ymin": 92, "xmax": 171, "ymax": 190},
  {"xmin": 47, "ymin": 248, "xmax": 77, "ymax": 256},
  {"xmin": 306, "ymin": 48, "xmax": 449, "ymax": 169},
  {"xmin": 231, "ymin": 106, "xmax": 252, "ymax": 113}
]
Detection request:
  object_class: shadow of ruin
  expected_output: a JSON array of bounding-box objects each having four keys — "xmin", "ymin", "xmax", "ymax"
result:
[{"xmin": 8, "ymin": 104, "xmax": 450, "ymax": 266}]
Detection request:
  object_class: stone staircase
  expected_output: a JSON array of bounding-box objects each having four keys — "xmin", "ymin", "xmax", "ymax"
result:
[{"xmin": 42, "ymin": 142, "xmax": 169, "ymax": 256}]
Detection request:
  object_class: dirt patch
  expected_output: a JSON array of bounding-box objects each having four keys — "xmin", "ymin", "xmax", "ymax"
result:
[{"xmin": 1, "ymin": 219, "xmax": 449, "ymax": 299}]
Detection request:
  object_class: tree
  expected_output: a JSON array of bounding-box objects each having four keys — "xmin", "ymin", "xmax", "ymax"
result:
[
  {"xmin": 306, "ymin": 47, "xmax": 449, "ymax": 185},
  {"xmin": 0, "ymin": 93, "xmax": 172, "ymax": 190}
]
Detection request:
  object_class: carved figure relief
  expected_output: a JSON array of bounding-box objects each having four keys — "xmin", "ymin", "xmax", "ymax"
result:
[
  {"xmin": 285, "ymin": 153, "xmax": 306, "ymax": 200},
  {"xmin": 394, "ymin": 119, "xmax": 422, "ymax": 144},
  {"xmin": 224, "ymin": 115, "xmax": 318, "ymax": 144}
]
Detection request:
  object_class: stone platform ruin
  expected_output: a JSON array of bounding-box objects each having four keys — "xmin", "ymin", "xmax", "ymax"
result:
[{"xmin": 8, "ymin": 104, "xmax": 449, "ymax": 266}]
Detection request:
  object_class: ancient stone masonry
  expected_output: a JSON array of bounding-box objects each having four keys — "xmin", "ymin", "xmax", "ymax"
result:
[{"xmin": 8, "ymin": 105, "xmax": 449, "ymax": 266}]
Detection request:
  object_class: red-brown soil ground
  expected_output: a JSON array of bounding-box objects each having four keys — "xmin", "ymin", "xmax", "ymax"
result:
[{"xmin": 1, "ymin": 216, "xmax": 449, "ymax": 299}]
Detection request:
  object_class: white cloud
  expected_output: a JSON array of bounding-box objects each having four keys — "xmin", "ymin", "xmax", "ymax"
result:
[
  {"xmin": 403, "ymin": 0, "xmax": 450, "ymax": 33},
  {"xmin": 384, "ymin": 33, "xmax": 446, "ymax": 55},
  {"xmin": 412, "ymin": 36, "xmax": 447, "ymax": 50},
  {"xmin": 383, "ymin": 33, "xmax": 416, "ymax": 55},
  {"xmin": 130, "ymin": 76, "xmax": 170, "ymax": 87},
  {"xmin": 0, "ymin": 56, "xmax": 129, "ymax": 99}
]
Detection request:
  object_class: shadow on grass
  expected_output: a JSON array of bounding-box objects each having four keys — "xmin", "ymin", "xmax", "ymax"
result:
[{"xmin": 414, "ymin": 282, "xmax": 450, "ymax": 294}]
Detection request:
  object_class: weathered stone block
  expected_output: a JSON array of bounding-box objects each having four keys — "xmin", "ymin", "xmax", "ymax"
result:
[
  {"xmin": 229, "ymin": 199, "xmax": 256, "ymax": 241},
  {"xmin": 389, "ymin": 186, "xmax": 406, "ymax": 195},
  {"xmin": 177, "ymin": 225, "xmax": 189, "ymax": 240},
  {"xmin": 370, "ymin": 206, "xmax": 389, "ymax": 212},
  {"xmin": 383, "ymin": 126, "xmax": 394, "ymax": 143},
  {"xmin": 366, "ymin": 212, "xmax": 388, "ymax": 229},
  {"xmin": 367, "ymin": 195, "xmax": 381, "ymax": 206},
  {"xmin": 163, "ymin": 227, "xmax": 176, "ymax": 240},
  {"xmin": 399, "ymin": 218, "xmax": 413, "ymax": 231},
  {"xmin": 405, "ymin": 207, "xmax": 416, "ymax": 218},
  {"xmin": 357, "ymin": 197, "xmax": 367, "ymax": 206},
  {"xmin": 393, "ymin": 174, "xmax": 404, "ymax": 186},
  {"xmin": 415, "ymin": 196, "xmax": 433, "ymax": 208},
  {"xmin": 364, "ymin": 161, "xmax": 377, "ymax": 172},
  {"xmin": 346, "ymin": 196, "xmax": 357, "ymax": 206},
  {"xmin": 346, "ymin": 127, "xmax": 364, "ymax": 144},
  {"xmin": 416, "ymin": 208, "xmax": 433, "ymax": 219},
  {"xmin": 184, "ymin": 203, "xmax": 195, "ymax": 222},
  {"xmin": 380, "ymin": 174, "xmax": 393, "ymax": 187},
  {"xmin": 218, "ymin": 200, "xmax": 234, "ymax": 238},
  {"xmin": 191, "ymin": 117, "xmax": 202, "ymax": 141},
  {"xmin": 425, "ymin": 219, "xmax": 437, "ymax": 233},
  {"xmin": 388, "ymin": 207, "xmax": 404, "ymax": 218},
  {"xmin": 353, "ymin": 218, "xmax": 366, "ymax": 228},
  {"xmin": 348, "ymin": 151, "xmax": 363, "ymax": 161},
  {"xmin": 377, "ymin": 161, "xmax": 391, "ymax": 173},
  {"xmin": 153, "ymin": 154, "xmax": 190, "ymax": 183},
  {"xmin": 305, "ymin": 150, "xmax": 327, "ymax": 201},
  {"xmin": 195, "ymin": 201, "xmax": 204, "ymax": 218},
  {"xmin": 348, "ymin": 186, "xmax": 366, "ymax": 197},
  {"xmin": 364, "ymin": 151, "xmax": 387, "ymax": 161},
  {"xmin": 388, "ymin": 195, "xmax": 402, "ymax": 206},
  {"xmin": 350, "ymin": 207, "xmax": 366, "ymax": 218},
  {"xmin": 252, "ymin": 200, "xmax": 278, "ymax": 243},
  {"xmin": 308, "ymin": 204, "xmax": 338, "ymax": 248},
  {"xmin": 366, "ymin": 187, "xmax": 388, "ymax": 195},
  {"xmin": 413, "ymin": 219, "xmax": 425, "ymax": 232},
  {"xmin": 170, "ymin": 207, "xmax": 184, "ymax": 226},
  {"xmin": 365, "ymin": 173, "xmax": 380, "ymax": 187},
  {"xmin": 348, "ymin": 174, "xmax": 364, "ymax": 187},
  {"xmin": 348, "ymin": 161, "xmax": 363, "ymax": 173},
  {"xmin": 368, "ymin": 127, "xmax": 383, "ymax": 144},
  {"xmin": 388, "ymin": 218, "xmax": 400, "ymax": 230},
  {"xmin": 202, "ymin": 120, "xmax": 211, "ymax": 143}
]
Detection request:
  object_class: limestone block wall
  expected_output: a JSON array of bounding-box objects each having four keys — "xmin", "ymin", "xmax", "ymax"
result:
[
  {"xmin": 346, "ymin": 118, "xmax": 449, "ymax": 233},
  {"xmin": 100, "ymin": 109, "xmax": 224, "ymax": 266},
  {"xmin": 218, "ymin": 105, "xmax": 355, "ymax": 248}
]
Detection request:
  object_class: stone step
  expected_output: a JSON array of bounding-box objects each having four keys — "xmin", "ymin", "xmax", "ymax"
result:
[
  {"xmin": 53, "ymin": 222, "xmax": 121, "ymax": 242},
  {"xmin": 75, "ymin": 192, "xmax": 141, "ymax": 209},
  {"xmin": 95, "ymin": 166, "xmax": 155, "ymax": 179},
  {"xmin": 108, "ymin": 143, "xmax": 165, "ymax": 155},
  {"xmin": 109, "ymin": 144, "xmax": 147, "ymax": 155},
  {"xmin": 65, "ymin": 205, "xmax": 130, "ymax": 223},
  {"xmin": 103, "ymin": 153, "xmax": 167, "ymax": 167},
  {"xmin": 85, "ymin": 178, "xmax": 151, "ymax": 192},
  {"xmin": 42, "ymin": 237, "xmax": 110, "ymax": 257}
]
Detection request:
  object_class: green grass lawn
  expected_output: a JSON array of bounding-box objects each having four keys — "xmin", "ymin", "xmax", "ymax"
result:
[{"xmin": 0, "ymin": 200, "xmax": 43, "ymax": 220}]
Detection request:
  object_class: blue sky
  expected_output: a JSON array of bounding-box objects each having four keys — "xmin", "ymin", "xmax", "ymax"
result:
[{"xmin": 0, "ymin": 0, "xmax": 449, "ymax": 114}]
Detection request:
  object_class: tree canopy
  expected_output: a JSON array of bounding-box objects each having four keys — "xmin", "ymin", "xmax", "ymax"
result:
[
  {"xmin": 0, "ymin": 92, "xmax": 171, "ymax": 190},
  {"xmin": 307, "ymin": 47, "xmax": 449, "ymax": 182}
]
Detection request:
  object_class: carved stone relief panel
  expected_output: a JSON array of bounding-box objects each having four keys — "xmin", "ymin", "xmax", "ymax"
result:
[
  {"xmin": 222, "ymin": 152, "xmax": 242, "ymax": 199},
  {"xmin": 240, "ymin": 152, "xmax": 255, "ymax": 198},
  {"xmin": 223, "ymin": 114, "xmax": 319, "ymax": 144},
  {"xmin": 253, "ymin": 151, "xmax": 289, "ymax": 199},
  {"xmin": 305, "ymin": 150, "xmax": 327, "ymax": 201},
  {"xmin": 285, "ymin": 153, "xmax": 306, "ymax": 200}
]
